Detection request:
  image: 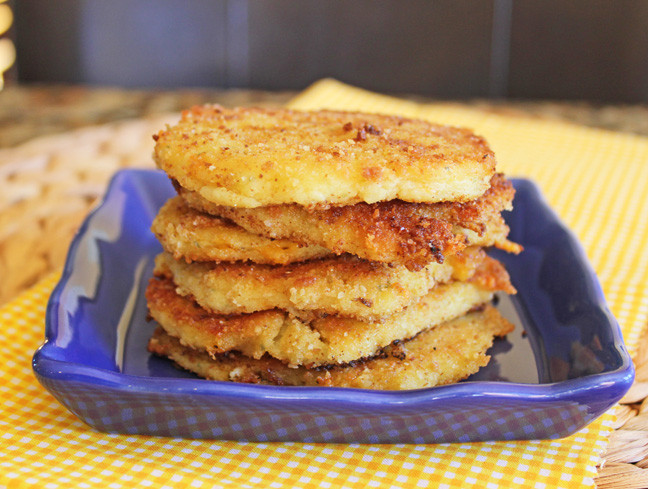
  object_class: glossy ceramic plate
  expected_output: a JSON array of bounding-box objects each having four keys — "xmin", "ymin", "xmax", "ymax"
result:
[{"xmin": 32, "ymin": 169, "xmax": 634, "ymax": 443}]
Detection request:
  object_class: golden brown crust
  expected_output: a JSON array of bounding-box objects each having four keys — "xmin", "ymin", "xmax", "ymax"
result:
[
  {"xmin": 147, "ymin": 105, "xmax": 521, "ymax": 391},
  {"xmin": 145, "ymin": 258, "xmax": 511, "ymax": 368},
  {"xmin": 153, "ymin": 105, "xmax": 496, "ymax": 207},
  {"xmin": 178, "ymin": 174, "xmax": 522, "ymax": 270},
  {"xmin": 147, "ymin": 305, "xmax": 514, "ymax": 390},
  {"xmin": 153, "ymin": 247, "xmax": 488, "ymax": 321},
  {"xmin": 152, "ymin": 196, "xmax": 330, "ymax": 264},
  {"xmin": 470, "ymin": 252, "xmax": 517, "ymax": 295}
]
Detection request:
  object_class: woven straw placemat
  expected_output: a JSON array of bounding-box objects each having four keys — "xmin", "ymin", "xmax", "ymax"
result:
[
  {"xmin": 0, "ymin": 113, "xmax": 175, "ymax": 304},
  {"xmin": 1, "ymin": 99, "xmax": 647, "ymax": 488}
]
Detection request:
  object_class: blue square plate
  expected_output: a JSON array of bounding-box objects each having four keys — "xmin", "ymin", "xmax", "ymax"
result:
[{"xmin": 32, "ymin": 169, "xmax": 634, "ymax": 443}]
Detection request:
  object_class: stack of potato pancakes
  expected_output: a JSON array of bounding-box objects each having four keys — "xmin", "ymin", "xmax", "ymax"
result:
[{"xmin": 146, "ymin": 105, "xmax": 522, "ymax": 390}]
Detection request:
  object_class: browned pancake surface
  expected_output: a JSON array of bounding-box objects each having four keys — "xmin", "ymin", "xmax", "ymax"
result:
[
  {"xmin": 148, "ymin": 305, "xmax": 514, "ymax": 390},
  {"xmin": 145, "ymin": 256, "xmax": 513, "ymax": 368},
  {"xmin": 179, "ymin": 174, "xmax": 521, "ymax": 270},
  {"xmin": 153, "ymin": 106, "xmax": 497, "ymax": 207},
  {"xmin": 153, "ymin": 248, "xmax": 489, "ymax": 321},
  {"xmin": 152, "ymin": 196, "xmax": 330, "ymax": 264},
  {"xmin": 146, "ymin": 276, "xmax": 497, "ymax": 368}
]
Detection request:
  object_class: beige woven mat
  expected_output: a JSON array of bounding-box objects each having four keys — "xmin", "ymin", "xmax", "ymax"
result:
[
  {"xmin": 0, "ymin": 114, "xmax": 177, "ymax": 304},
  {"xmin": 2, "ymin": 115, "xmax": 647, "ymax": 488}
]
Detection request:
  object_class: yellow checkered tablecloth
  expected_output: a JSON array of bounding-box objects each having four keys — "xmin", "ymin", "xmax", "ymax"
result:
[{"xmin": 2, "ymin": 79, "xmax": 647, "ymax": 488}]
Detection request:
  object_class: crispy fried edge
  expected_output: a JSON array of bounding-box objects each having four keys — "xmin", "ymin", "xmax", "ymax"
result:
[
  {"xmin": 153, "ymin": 250, "xmax": 471, "ymax": 321},
  {"xmin": 152, "ymin": 196, "xmax": 331, "ymax": 264},
  {"xmin": 147, "ymin": 305, "xmax": 514, "ymax": 390},
  {"xmin": 153, "ymin": 105, "xmax": 496, "ymax": 207},
  {"xmin": 145, "ymin": 255, "xmax": 513, "ymax": 367},
  {"xmin": 177, "ymin": 174, "xmax": 522, "ymax": 270}
]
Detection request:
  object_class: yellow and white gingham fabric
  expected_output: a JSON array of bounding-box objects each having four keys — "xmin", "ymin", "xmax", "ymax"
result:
[{"xmin": 2, "ymin": 79, "xmax": 647, "ymax": 488}]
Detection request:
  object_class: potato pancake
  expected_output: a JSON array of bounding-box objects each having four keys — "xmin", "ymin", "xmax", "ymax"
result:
[
  {"xmin": 146, "ymin": 271, "xmax": 509, "ymax": 368},
  {"xmin": 153, "ymin": 247, "xmax": 489, "ymax": 322},
  {"xmin": 147, "ymin": 305, "xmax": 514, "ymax": 390},
  {"xmin": 152, "ymin": 196, "xmax": 330, "ymax": 264},
  {"xmin": 153, "ymin": 106, "xmax": 496, "ymax": 207},
  {"xmin": 146, "ymin": 104, "xmax": 521, "ymax": 391},
  {"xmin": 178, "ymin": 173, "xmax": 521, "ymax": 270}
]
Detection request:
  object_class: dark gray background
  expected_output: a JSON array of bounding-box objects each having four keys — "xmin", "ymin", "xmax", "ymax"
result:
[{"xmin": 13, "ymin": 0, "xmax": 648, "ymax": 102}]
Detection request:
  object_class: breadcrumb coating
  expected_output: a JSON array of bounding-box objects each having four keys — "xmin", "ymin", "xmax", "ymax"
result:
[
  {"xmin": 153, "ymin": 105, "xmax": 496, "ymax": 207},
  {"xmin": 153, "ymin": 247, "xmax": 488, "ymax": 321},
  {"xmin": 178, "ymin": 174, "xmax": 522, "ymax": 270},
  {"xmin": 152, "ymin": 196, "xmax": 330, "ymax": 265},
  {"xmin": 145, "ymin": 256, "xmax": 513, "ymax": 368},
  {"xmin": 147, "ymin": 305, "xmax": 514, "ymax": 390}
]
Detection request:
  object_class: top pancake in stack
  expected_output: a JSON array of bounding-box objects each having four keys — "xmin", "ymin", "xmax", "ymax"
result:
[
  {"xmin": 146, "ymin": 105, "xmax": 520, "ymax": 390},
  {"xmin": 154, "ymin": 106, "xmax": 496, "ymax": 208}
]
